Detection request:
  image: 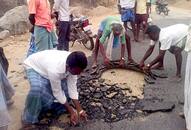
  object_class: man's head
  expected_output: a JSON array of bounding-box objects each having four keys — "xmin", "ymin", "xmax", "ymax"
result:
[
  {"xmin": 145, "ymin": 25, "xmax": 161, "ymax": 41},
  {"xmin": 66, "ymin": 51, "xmax": 88, "ymax": 75},
  {"xmin": 111, "ymin": 23, "xmax": 123, "ymax": 36}
]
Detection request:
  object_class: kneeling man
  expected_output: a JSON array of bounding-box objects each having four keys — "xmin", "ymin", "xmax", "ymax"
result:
[{"xmin": 22, "ymin": 50, "xmax": 88, "ymax": 127}]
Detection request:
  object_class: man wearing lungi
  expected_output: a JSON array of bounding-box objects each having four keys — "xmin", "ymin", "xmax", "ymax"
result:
[
  {"xmin": 22, "ymin": 50, "xmax": 88, "ymax": 128},
  {"xmin": 184, "ymin": 24, "xmax": 191, "ymax": 130},
  {"xmin": 27, "ymin": 0, "xmax": 57, "ymax": 52},
  {"xmin": 139, "ymin": 24, "xmax": 189, "ymax": 80},
  {"xmin": 92, "ymin": 16, "xmax": 136, "ymax": 67},
  {"xmin": 119, "ymin": 0, "xmax": 137, "ymax": 41}
]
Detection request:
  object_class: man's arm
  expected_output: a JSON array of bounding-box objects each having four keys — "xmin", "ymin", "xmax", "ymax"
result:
[
  {"xmin": 67, "ymin": 74, "xmax": 87, "ymax": 121},
  {"xmin": 52, "ymin": 0, "xmax": 61, "ymax": 20},
  {"xmin": 147, "ymin": 49, "xmax": 166, "ymax": 68},
  {"xmin": 48, "ymin": 73, "xmax": 78, "ymax": 124},
  {"xmin": 29, "ymin": 14, "xmax": 35, "ymax": 25},
  {"xmin": 140, "ymin": 45, "xmax": 155, "ymax": 67},
  {"xmin": 99, "ymin": 30, "xmax": 110, "ymax": 63}
]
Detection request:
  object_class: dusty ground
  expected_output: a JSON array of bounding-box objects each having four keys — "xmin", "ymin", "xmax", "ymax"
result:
[
  {"xmin": 0, "ymin": 2, "xmax": 190, "ymax": 130},
  {"xmin": 101, "ymin": 69, "xmax": 145, "ymax": 99}
]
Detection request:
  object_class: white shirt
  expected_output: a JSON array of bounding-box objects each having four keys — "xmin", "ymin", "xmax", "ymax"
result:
[
  {"xmin": 120, "ymin": 0, "xmax": 136, "ymax": 8},
  {"xmin": 185, "ymin": 24, "xmax": 191, "ymax": 52},
  {"xmin": 53, "ymin": 0, "xmax": 70, "ymax": 21},
  {"xmin": 24, "ymin": 50, "xmax": 78, "ymax": 104},
  {"xmin": 150, "ymin": 24, "xmax": 189, "ymax": 50}
]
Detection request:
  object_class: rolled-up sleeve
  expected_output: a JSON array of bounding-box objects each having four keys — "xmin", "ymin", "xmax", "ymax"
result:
[
  {"xmin": 48, "ymin": 71, "xmax": 67, "ymax": 104},
  {"xmin": 53, "ymin": 0, "xmax": 61, "ymax": 12},
  {"xmin": 67, "ymin": 75, "xmax": 78, "ymax": 100}
]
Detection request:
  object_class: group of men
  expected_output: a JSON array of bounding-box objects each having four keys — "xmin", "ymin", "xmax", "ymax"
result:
[{"xmin": 0, "ymin": 0, "xmax": 191, "ymax": 130}]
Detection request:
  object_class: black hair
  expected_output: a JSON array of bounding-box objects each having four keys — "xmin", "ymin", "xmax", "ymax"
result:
[
  {"xmin": 66, "ymin": 51, "xmax": 87, "ymax": 70},
  {"xmin": 145, "ymin": 25, "xmax": 161, "ymax": 35}
]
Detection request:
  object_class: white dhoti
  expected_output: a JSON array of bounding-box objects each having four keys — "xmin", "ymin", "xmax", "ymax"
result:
[{"xmin": 184, "ymin": 52, "xmax": 191, "ymax": 130}]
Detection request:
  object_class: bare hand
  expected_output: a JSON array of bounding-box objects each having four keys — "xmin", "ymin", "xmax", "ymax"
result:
[
  {"xmin": 143, "ymin": 65, "xmax": 150, "ymax": 73},
  {"xmin": 139, "ymin": 61, "xmax": 145, "ymax": 69},
  {"xmin": 104, "ymin": 57, "xmax": 110, "ymax": 66},
  {"xmin": 79, "ymin": 110, "xmax": 88, "ymax": 121},
  {"xmin": 70, "ymin": 111, "xmax": 78, "ymax": 125},
  {"xmin": 119, "ymin": 59, "xmax": 125, "ymax": 67}
]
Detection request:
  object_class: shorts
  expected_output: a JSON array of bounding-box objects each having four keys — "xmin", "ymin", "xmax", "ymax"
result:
[
  {"xmin": 121, "ymin": 8, "xmax": 135, "ymax": 22},
  {"xmin": 135, "ymin": 14, "xmax": 148, "ymax": 24}
]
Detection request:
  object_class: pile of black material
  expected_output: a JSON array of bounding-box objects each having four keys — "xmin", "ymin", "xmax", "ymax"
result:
[{"xmin": 77, "ymin": 61, "xmax": 156, "ymax": 122}]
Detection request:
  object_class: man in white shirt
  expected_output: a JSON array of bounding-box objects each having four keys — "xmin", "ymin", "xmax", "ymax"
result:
[
  {"xmin": 53, "ymin": 0, "xmax": 70, "ymax": 50},
  {"xmin": 22, "ymin": 50, "xmax": 88, "ymax": 128},
  {"xmin": 184, "ymin": 24, "xmax": 191, "ymax": 130},
  {"xmin": 119, "ymin": 0, "xmax": 137, "ymax": 41},
  {"xmin": 139, "ymin": 24, "xmax": 189, "ymax": 79}
]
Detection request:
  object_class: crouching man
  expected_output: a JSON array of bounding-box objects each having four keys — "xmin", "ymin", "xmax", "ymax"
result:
[{"xmin": 22, "ymin": 50, "xmax": 88, "ymax": 128}]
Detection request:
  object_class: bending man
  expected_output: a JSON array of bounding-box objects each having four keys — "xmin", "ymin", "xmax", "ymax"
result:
[
  {"xmin": 140, "ymin": 24, "xmax": 189, "ymax": 79},
  {"xmin": 93, "ymin": 16, "xmax": 135, "ymax": 67},
  {"xmin": 22, "ymin": 50, "xmax": 88, "ymax": 128}
]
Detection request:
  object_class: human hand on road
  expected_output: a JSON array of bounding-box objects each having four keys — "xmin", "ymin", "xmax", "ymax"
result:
[
  {"xmin": 119, "ymin": 59, "xmax": 125, "ymax": 67},
  {"xmin": 143, "ymin": 64, "xmax": 150, "ymax": 73},
  {"xmin": 70, "ymin": 111, "xmax": 79, "ymax": 125},
  {"xmin": 139, "ymin": 61, "xmax": 145, "ymax": 69},
  {"xmin": 104, "ymin": 57, "xmax": 110, "ymax": 66},
  {"xmin": 79, "ymin": 110, "xmax": 88, "ymax": 122}
]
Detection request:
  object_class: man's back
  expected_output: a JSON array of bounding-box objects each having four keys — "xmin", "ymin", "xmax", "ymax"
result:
[
  {"xmin": 159, "ymin": 24, "xmax": 188, "ymax": 50},
  {"xmin": 24, "ymin": 50, "xmax": 71, "ymax": 78}
]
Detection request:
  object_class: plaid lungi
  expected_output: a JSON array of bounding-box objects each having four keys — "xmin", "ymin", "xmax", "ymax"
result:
[
  {"xmin": 22, "ymin": 69, "xmax": 69, "ymax": 124},
  {"xmin": 34, "ymin": 26, "xmax": 57, "ymax": 52}
]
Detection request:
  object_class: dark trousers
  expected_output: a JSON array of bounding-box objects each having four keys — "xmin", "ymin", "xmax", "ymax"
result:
[{"xmin": 57, "ymin": 21, "xmax": 70, "ymax": 51}]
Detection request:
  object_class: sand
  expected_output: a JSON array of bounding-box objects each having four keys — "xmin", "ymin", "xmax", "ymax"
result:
[{"xmin": 101, "ymin": 69, "xmax": 145, "ymax": 99}]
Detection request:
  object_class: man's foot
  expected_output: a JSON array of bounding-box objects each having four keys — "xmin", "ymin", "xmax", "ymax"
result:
[
  {"xmin": 178, "ymin": 112, "xmax": 185, "ymax": 119},
  {"xmin": 92, "ymin": 61, "xmax": 98, "ymax": 69},
  {"xmin": 128, "ymin": 59, "xmax": 138, "ymax": 66},
  {"xmin": 168, "ymin": 76, "xmax": 182, "ymax": 82},
  {"xmin": 151, "ymin": 64, "xmax": 164, "ymax": 70}
]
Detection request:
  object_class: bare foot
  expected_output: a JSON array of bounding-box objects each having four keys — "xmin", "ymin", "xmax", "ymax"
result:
[
  {"xmin": 168, "ymin": 76, "xmax": 182, "ymax": 82},
  {"xmin": 128, "ymin": 59, "xmax": 138, "ymax": 65},
  {"xmin": 151, "ymin": 64, "xmax": 164, "ymax": 70},
  {"xmin": 92, "ymin": 62, "xmax": 98, "ymax": 69}
]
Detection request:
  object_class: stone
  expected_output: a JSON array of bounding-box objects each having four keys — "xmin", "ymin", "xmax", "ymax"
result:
[
  {"xmin": 98, "ymin": 78, "xmax": 105, "ymax": 83},
  {"xmin": 119, "ymin": 109, "xmax": 131, "ymax": 115},
  {"xmin": 0, "ymin": 0, "xmax": 26, "ymax": 17},
  {"xmin": 94, "ymin": 93, "xmax": 103, "ymax": 99},
  {"xmin": 122, "ymin": 99, "xmax": 128, "ymax": 104},
  {"xmin": 100, "ymin": 86, "xmax": 108, "ymax": 92},
  {"xmin": 0, "ymin": 30, "xmax": 10, "ymax": 40},
  {"xmin": 106, "ymin": 92, "xmax": 118, "ymax": 99},
  {"xmin": 0, "ymin": 6, "xmax": 29, "ymax": 35},
  {"xmin": 141, "ymin": 100, "xmax": 175, "ymax": 113}
]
